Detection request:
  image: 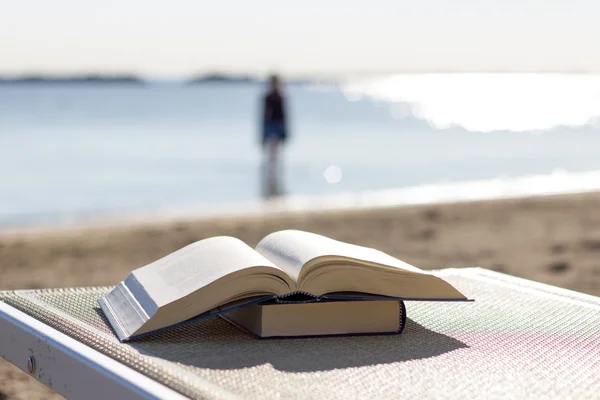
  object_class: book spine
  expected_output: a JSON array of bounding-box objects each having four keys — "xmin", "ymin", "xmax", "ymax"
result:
[
  {"xmin": 275, "ymin": 291, "xmax": 320, "ymax": 303},
  {"xmin": 398, "ymin": 301, "xmax": 407, "ymax": 333}
]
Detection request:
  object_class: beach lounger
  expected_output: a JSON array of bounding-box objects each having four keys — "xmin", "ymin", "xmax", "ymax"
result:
[{"xmin": 1, "ymin": 267, "xmax": 599, "ymax": 399}]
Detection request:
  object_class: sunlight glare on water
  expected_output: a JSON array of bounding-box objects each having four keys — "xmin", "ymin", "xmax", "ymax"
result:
[{"xmin": 344, "ymin": 73, "xmax": 600, "ymax": 132}]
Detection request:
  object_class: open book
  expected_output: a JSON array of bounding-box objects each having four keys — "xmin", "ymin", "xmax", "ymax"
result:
[{"xmin": 99, "ymin": 230, "xmax": 468, "ymax": 341}]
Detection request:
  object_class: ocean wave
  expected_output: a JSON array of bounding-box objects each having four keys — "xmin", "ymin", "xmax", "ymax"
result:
[{"xmin": 8, "ymin": 168, "xmax": 598, "ymax": 233}]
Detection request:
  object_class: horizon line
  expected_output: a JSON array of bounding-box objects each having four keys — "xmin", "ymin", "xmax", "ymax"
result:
[{"xmin": 1, "ymin": 69, "xmax": 599, "ymax": 80}]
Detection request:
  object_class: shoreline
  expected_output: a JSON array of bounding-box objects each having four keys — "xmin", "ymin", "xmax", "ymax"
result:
[
  {"xmin": 2, "ymin": 190, "xmax": 599, "ymax": 296},
  {"xmin": 3, "ymin": 168, "xmax": 600, "ymax": 237}
]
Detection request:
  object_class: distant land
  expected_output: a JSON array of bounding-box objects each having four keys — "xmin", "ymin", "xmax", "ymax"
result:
[
  {"xmin": 0, "ymin": 74, "xmax": 145, "ymax": 85},
  {"xmin": 187, "ymin": 73, "xmax": 258, "ymax": 84},
  {"xmin": 0, "ymin": 73, "xmax": 324, "ymax": 86},
  {"xmin": 187, "ymin": 73, "xmax": 315, "ymax": 86}
]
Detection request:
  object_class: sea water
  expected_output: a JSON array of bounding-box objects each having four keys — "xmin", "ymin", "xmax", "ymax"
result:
[{"xmin": 1, "ymin": 74, "xmax": 599, "ymax": 228}]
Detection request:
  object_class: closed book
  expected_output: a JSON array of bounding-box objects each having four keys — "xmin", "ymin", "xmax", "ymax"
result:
[{"xmin": 221, "ymin": 300, "xmax": 405, "ymax": 338}]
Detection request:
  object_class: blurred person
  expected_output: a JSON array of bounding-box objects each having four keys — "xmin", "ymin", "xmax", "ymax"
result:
[{"xmin": 260, "ymin": 74, "xmax": 288, "ymax": 197}]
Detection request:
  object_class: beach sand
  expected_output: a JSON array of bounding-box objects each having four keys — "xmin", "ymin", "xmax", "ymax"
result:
[{"xmin": 1, "ymin": 192, "xmax": 600, "ymax": 399}]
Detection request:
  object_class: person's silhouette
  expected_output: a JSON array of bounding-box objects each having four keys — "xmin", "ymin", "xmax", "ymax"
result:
[{"xmin": 261, "ymin": 74, "xmax": 288, "ymax": 197}]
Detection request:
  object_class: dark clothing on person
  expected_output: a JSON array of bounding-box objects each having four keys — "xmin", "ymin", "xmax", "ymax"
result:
[
  {"xmin": 262, "ymin": 91, "xmax": 287, "ymax": 145},
  {"xmin": 264, "ymin": 92, "xmax": 285, "ymax": 122},
  {"xmin": 263, "ymin": 120, "xmax": 285, "ymax": 144}
]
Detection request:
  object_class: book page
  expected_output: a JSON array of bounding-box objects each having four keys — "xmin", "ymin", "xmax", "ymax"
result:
[
  {"xmin": 131, "ymin": 236, "xmax": 289, "ymax": 309},
  {"xmin": 255, "ymin": 230, "xmax": 467, "ymax": 300},
  {"xmin": 255, "ymin": 230, "xmax": 425, "ymax": 283}
]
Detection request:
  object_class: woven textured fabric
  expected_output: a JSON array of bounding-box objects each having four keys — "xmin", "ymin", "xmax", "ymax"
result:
[{"xmin": 1, "ymin": 268, "xmax": 599, "ymax": 399}]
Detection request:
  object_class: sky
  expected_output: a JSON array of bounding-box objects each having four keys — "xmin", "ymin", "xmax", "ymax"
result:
[{"xmin": 2, "ymin": 0, "xmax": 599, "ymax": 77}]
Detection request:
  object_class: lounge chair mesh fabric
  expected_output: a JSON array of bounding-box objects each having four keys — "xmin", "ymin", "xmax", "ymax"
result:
[{"xmin": 1, "ymin": 268, "xmax": 599, "ymax": 399}]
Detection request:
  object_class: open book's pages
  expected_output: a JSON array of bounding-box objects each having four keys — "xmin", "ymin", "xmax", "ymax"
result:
[
  {"xmin": 221, "ymin": 300, "xmax": 404, "ymax": 338},
  {"xmin": 99, "ymin": 230, "xmax": 468, "ymax": 341},
  {"xmin": 99, "ymin": 236, "xmax": 292, "ymax": 341},
  {"xmin": 255, "ymin": 230, "xmax": 466, "ymax": 300}
]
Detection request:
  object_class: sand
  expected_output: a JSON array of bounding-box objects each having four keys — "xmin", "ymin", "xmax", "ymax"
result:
[{"xmin": 1, "ymin": 192, "xmax": 600, "ymax": 399}]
